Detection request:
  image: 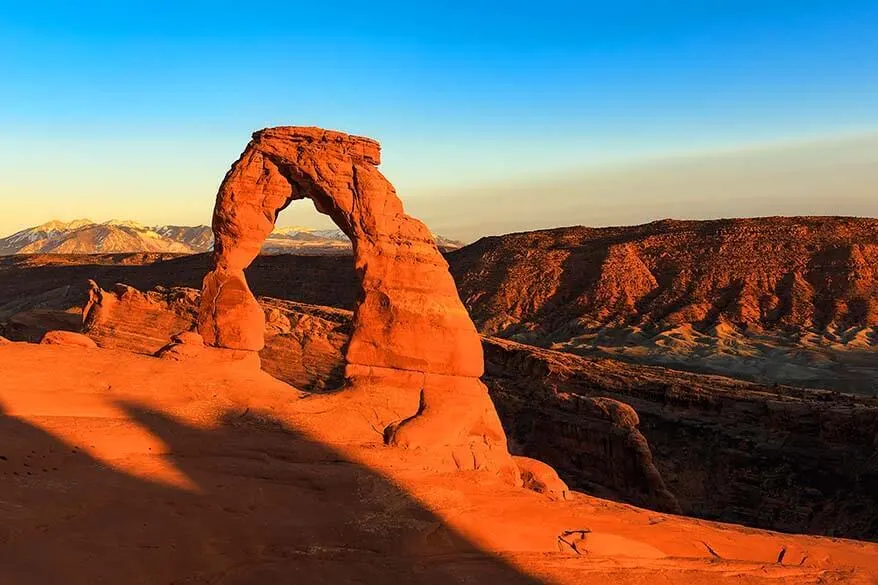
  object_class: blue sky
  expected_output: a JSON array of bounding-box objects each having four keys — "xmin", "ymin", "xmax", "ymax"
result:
[{"xmin": 1, "ymin": 1, "xmax": 876, "ymax": 240}]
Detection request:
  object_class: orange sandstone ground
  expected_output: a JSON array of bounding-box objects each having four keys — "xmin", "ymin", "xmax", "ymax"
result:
[{"xmin": 2, "ymin": 342, "xmax": 877, "ymax": 585}]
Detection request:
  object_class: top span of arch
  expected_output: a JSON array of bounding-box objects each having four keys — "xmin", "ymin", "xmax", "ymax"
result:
[{"xmin": 251, "ymin": 126, "xmax": 381, "ymax": 165}]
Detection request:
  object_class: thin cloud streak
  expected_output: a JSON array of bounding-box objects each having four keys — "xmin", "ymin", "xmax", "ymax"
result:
[{"xmin": 407, "ymin": 133, "xmax": 878, "ymax": 242}]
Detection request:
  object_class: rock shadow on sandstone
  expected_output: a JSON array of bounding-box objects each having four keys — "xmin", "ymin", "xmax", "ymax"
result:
[{"xmin": 0, "ymin": 401, "xmax": 545, "ymax": 584}]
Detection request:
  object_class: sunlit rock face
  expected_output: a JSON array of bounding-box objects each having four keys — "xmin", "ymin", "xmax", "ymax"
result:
[{"xmin": 198, "ymin": 126, "xmax": 515, "ymax": 477}]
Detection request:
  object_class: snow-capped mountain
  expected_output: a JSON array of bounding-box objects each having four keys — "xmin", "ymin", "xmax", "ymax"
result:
[
  {"xmin": 261, "ymin": 225, "xmax": 350, "ymax": 254},
  {"xmin": 0, "ymin": 220, "xmax": 197, "ymax": 255},
  {"xmin": 0, "ymin": 220, "xmax": 463, "ymax": 256},
  {"xmin": 0, "ymin": 219, "xmax": 97, "ymax": 254},
  {"xmin": 152, "ymin": 225, "xmax": 215, "ymax": 251}
]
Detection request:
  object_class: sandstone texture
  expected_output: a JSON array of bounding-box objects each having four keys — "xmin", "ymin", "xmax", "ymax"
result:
[
  {"xmin": 513, "ymin": 455, "xmax": 570, "ymax": 501},
  {"xmin": 40, "ymin": 330, "xmax": 97, "ymax": 348},
  {"xmin": 82, "ymin": 281, "xmax": 199, "ymax": 353},
  {"xmin": 197, "ymin": 126, "xmax": 512, "ymax": 473},
  {"xmin": 450, "ymin": 217, "xmax": 878, "ymax": 335},
  {"xmin": 154, "ymin": 330, "xmax": 205, "ymax": 361},
  {"xmin": 1, "ymin": 216, "xmax": 876, "ymax": 535},
  {"xmin": 3, "ymin": 342, "xmax": 878, "ymax": 584},
  {"xmin": 83, "ymin": 283, "xmax": 349, "ymax": 392},
  {"xmin": 201, "ymin": 127, "xmax": 481, "ymax": 373}
]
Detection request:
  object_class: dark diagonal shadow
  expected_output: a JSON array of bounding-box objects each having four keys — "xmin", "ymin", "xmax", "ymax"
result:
[{"xmin": 0, "ymin": 402, "xmax": 546, "ymax": 585}]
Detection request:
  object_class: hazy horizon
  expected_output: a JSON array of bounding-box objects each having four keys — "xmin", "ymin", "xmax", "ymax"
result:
[
  {"xmin": 4, "ymin": 130, "xmax": 876, "ymax": 243},
  {"xmin": 2, "ymin": 2, "xmax": 877, "ymax": 241}
]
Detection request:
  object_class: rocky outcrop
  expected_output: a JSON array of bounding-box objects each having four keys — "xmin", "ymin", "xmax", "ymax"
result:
[
  {"xmin": 484, "ymin": 340, "xmax": 682, "ymax": 514},
  {"xmin": 201, "ymin": 127, "xmax": 481, "ymax": 372},
  {"xmin": 0, "ymin": 307, "xmax": 81, "ymax": 343},
  {"xmin": 7, "ymin": 218, "xmax": 874, "ymax": 392},
  {"xmin": 40, "ymin": 330, "xmax": 97, "ymax": 348},
  {"xmin": 81, "ymin": 283, "xmax": 349, "ymax": 392},
  {"xmin": 195, "ymin": 127, "xmax": 514, "ymax": 475},
  {"xmin": 10, "ymin": 216, "xmax": 877, "ymax": 336},
  {"xmin": 82, "ymin": 281, "xmax": 199, "ymax": 354},
  {"xmin": 79, "ymin": 283, "xmax": 670, "ymax": 506},
  {"xmin": 445, "ymin": 218, "xmax": 878, "ymax": 392},
  {"xmin": 155, "ymin": 330, "xmax": 206, "ymax": 361},
  {"xmin": 512, "ymin": 456, "xmax": 570, "ymax": 501}
]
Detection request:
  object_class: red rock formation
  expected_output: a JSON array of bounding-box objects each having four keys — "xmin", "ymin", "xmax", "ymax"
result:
[
  {"xmin": 6, "ymin": 341, "xmax": 878, "ymax": 583},
  {"xmin": 154, "ymin": 330, "xmax": 205, "ymax": 361},
  {"xmin": 198, "ymin": 127, "xmax": 513, "ymax": 474},
  {"xmin": 512, "ymin": 456, "xmax": 569, "ymax": 501},
  {"xmin": 40, "ymin": 330, "xmax": 97, "ymax": 348},
  {"xmin": 449, "ymin": 217, "xmax": 878, "ymax": 336},
  {"xmin": 83, "ymin": 281, "xmax": 198, "ymax": 353},
  {"xmin": 81, "ymin": 283, "xmax": 350, "ymax": 391}
]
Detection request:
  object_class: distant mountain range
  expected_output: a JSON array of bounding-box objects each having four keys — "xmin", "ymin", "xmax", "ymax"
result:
[{"xmin": 0, "ymin": 220, "xmax": 463, "ymax": 256}]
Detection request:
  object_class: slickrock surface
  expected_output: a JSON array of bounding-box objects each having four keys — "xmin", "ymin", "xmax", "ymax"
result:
[
  {"xmin": 513, "ymin": 455, "xmax": 571, "ymax": 501},
  {"xmin": 2, "ymin": 342, "xmax": 877, "ymax": 584},
  {"xmin": 79, "ymin": 283, "xmax": 878, "ymax": 540},
  {"xmin": 199, "ymin": 127, "xmax": 513, "ymax": 475}
]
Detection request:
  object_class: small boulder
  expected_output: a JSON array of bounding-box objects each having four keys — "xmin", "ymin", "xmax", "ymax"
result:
[
  {"xmin": 40, "ymin": 330, "xmax": 98, "ymax": 348},
  {"xmin": 155, "ymin": 330, "xmax": 205, "ymax": 360},
  {"xmin": 514, "ymin": 456, "xmax": 569, "ymax": 501},
  {"xmin": 171, "ymin": 330, "xmax": 204, "ymax": 346}
]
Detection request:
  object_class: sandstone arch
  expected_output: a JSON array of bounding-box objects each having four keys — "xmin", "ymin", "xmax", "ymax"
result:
[{"xmin": 198, "ymin": 126, "xmax": 515, "ymax": 475}]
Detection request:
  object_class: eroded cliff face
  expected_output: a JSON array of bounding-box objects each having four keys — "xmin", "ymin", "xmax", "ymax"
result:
[
  {"xmin": 78, "ymin": 282, "xmax": 878, "ymax": 539},
  {"xmin": 449, "ymin": 217, "xmax": 878, "ymax": 337},
  {"xmin": 482, "ymin": 339, "xmax": 681, "ymax": 514},
  {"xmin": 482, "ymin": 337, "xmax": 878, "ymax": 540},
  {"xmin": 447, "ymin": 218, "xmax": 878, "ymax": 393}
]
